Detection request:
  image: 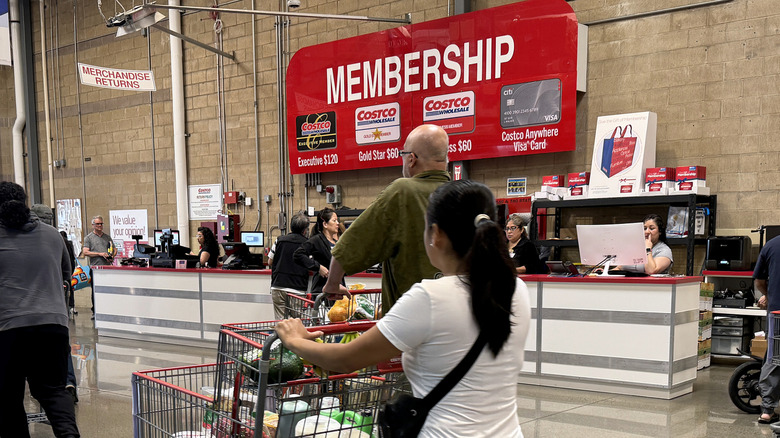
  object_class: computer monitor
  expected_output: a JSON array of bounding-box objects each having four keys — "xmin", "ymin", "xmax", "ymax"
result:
[
  {"xmin": 240, "ymin": 231, "xmax": 265, "ymax": 248},
  {"xmin": 153, "ymin": 229, "xmax": 180, "ymax": 247},
  {"xmin": 576, "ymin": 222, "xmax": 647, "ymax": 271}
]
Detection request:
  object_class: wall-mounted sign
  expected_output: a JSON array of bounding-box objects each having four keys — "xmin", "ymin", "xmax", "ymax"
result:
[
  {"xmin": 188, "ymin": 184, "xmax": 222, "ymax": 220},
  {"xmin": 589, "ymin": 112, "xmax": 657, "ymax": 198},
  {"xmin": 108, "ymin": 209, "xmax": 149, "ymax": 257},
  {"xmin": 507, "ymin": 177, "xmax": 527, "ymax": 197},
  {"xmin": 56, "ymin": 198, "xmax": 83, "ymax": 257},
  {"xmin": 286, "ymin": 0, "xmax": 578, "ymax": 174},
  {"xmin": 78, "ymin": 63, "xmax": 157, "ymax": 92}
]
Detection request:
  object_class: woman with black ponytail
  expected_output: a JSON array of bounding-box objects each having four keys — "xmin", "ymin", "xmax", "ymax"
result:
[
  {"xmin": 278, "ymin": 180, "xmax": 531, "ymax": 437},
  {"xmin": 0, "ymin": 182, "xmax": 81, "ymax": 436}
]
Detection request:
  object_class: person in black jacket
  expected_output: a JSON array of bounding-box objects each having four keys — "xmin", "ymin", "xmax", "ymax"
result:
[
  {"xmin": 59, "ymin": 231, "xmax": 77, "ymax": 313},
  {"xmin": 293, "ymin": 208, "xmax": 342, "ymax": 297},
  {"xmin": 505, "ymin": 213, "xmax": 547, "ymax": 275},
  {"xmin": 195, "ymin": 226, "xmax": 220, "ymax": 268},
  {"xmin": 269, "ymin": 213, "xmax": 310, "ymax": 319}
]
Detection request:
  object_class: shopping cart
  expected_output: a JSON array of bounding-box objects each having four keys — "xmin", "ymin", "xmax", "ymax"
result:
[
  {"xmin": 771, "ymin": 311, "xmax": 780, "ymax": 366},
  {"xmin": 284, "ymin": 293, "xmax": 319, "ymax": 323},
  {"xmin": 132, "ymin": 363, "xmax": 221, "ymax": 438},
  {"xmin": 210, "ymin": 321, "xmax": 404, "ymax": 437}
]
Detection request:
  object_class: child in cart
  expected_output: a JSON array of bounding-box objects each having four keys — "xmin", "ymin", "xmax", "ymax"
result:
[{"xmin": 277, "ymin": 180, "xmax": 532, "ymax": 437}]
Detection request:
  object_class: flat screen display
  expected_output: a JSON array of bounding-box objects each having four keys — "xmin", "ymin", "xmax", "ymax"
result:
[
  {"xmin": 240, "ymin": 231, "xmax": 265, "ymax": 247},
  {"xmin": 576, "ymin": 222, "xmax": 647, "ymax": 267},
  {"xmin": 154, "ymin": 229, "xmax": 180, "ymax": 247}
]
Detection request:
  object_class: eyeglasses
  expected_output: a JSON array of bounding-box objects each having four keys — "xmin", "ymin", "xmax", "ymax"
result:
[
  {"xmin": 399, "ymin": 151, "xmax": 416, "ymax": 159},
  {"xmin": 505, "ymin": 226, "xmax": 519, "ymax": 231},
  {"xmin": 93, "ymin": 222, "xmax": 103, "ymax": 226}
]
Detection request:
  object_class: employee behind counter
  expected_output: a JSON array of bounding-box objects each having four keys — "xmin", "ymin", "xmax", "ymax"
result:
[
  {"xmin": 506, "ymin": 213, "xmax": 547, "ymax": 275},
  {"xmin": 614, "ymin": 213, "xmax": 674, "ymax": 275}
]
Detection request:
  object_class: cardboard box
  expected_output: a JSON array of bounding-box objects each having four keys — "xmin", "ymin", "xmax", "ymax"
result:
[
  {"xmin": 645, "ymin": 167, "xmax": 675, "ymax": 195},
  {"xmin": 567, "ymin": 172, "xmax": 590, "ymax": 198},
  {"xmin": 697, "ymin": 353, "xmax": 711, "ymax": 370},
  {"xmin": 698, "ymin": 338, "xmax": 712, "ymax": 352},
  {"xmin": 698, "ymin": 325, "xmax": 712, "ymax": 341},
  {"xmin": 542, "ymin": 175, "xmax": 565, "ymax": 188},
  {"xmin": 699, "ymin": 297, "xmax": 713, "ymax": 311},
  {"xmin": 675, "ymin": 166, "xmax": 707, "ymax": 191},
  {"xmin": 699, "ymin": 311, "xmax": 713, "ymax": 341},
  {"xmin": 700, "ymin": 282, "xmax": 714, "ymax": 297},
  {"xmin": 752, "ymin": 336, "xmax": 767, "ymax": 358}
]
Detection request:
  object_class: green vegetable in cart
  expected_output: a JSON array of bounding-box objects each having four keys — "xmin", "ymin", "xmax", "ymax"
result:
[{"xmin": 238, "ymin": 340, "xmax": 304, "ymax": 384}]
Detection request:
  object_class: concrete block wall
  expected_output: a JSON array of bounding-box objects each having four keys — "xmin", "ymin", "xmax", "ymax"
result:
[{"xmin": 0, "ymin": 0, "xmax": 778, "ymax": 260}]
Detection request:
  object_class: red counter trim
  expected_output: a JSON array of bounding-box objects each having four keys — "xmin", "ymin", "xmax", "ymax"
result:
[
  {"xmin": 702, "ymin": 270, "xmax": 754, "ymax": 277},
  {"xmin": 93, "ymin": 265, "xmax": 382, "ymax": 277},
  {"xmin": 519, "ymin": 274, "xmax": 703, "ymax": 285}
]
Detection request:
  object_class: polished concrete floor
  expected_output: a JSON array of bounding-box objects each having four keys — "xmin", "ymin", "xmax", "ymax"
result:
[{"xmin": 23, "ymin": 301, "xmax": 777, "ymax": 437}]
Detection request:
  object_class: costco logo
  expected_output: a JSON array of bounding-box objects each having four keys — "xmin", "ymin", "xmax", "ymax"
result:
[
  {"xmin": 355, "ymin": 102, "xmax": 401, "ymax": 145},
  {"xmin": 302, "ymin": 121, "xmax": 332, "ymax": 135},
  {"xmin": 422, "ymin": 91, "xmax": 475, "ymax": 135}
]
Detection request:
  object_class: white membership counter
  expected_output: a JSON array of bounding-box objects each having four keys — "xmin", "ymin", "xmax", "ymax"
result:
[
  {"xmin": 91, "ymin": 266, "xmax": 381, "ymax": 347},
  {"xmin": 518, "ymin": 274, "xmax": 702, "ymax": 399}
]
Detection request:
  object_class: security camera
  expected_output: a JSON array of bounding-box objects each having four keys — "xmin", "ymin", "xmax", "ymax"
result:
[{"xmin": 287, "ymin": 0, "xmax": 301, "ymax": 8}]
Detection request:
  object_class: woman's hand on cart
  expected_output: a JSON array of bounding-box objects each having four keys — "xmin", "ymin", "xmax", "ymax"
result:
[{"xmin": 276, "ymin": 319, "xmax": 324, "ymax": 346}]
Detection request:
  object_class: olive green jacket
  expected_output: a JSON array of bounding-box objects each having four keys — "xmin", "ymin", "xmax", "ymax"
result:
[{"xmin": 331, "ymin": 170, "xmax": 450, "ymax": 312}]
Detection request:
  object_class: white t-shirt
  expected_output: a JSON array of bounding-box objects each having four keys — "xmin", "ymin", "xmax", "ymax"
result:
[{"xmin": 377, "ymin": 276, "xmax": 531, "ymax": 438}]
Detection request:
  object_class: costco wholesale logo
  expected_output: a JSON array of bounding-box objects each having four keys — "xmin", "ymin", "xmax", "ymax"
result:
[
  {"xmin": 296, "ymin": 112, "xmax": 337, "ymax": 152},
  {"xmin": 354, "ymin": 103, "xmax": 401, "ymax": 145},
  {"xmin": 422, "ymin": 91, "xmax": 475, "ymax": 135}
]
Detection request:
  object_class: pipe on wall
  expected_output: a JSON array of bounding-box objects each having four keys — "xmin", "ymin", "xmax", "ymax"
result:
[
  {"xmin": 9, "ymin": 0, "xmax": 26, "ymax": 187},
  {"xmin": 169, "ymin": 0, "xmax": 191, "ymax": 246},
  {"xmin": 40, "ymin": 0, "xmax": 55, "ymax": 206},
  {"xmin": 252, "ymin": 0, "xmax": 263, "ymax": 231}
]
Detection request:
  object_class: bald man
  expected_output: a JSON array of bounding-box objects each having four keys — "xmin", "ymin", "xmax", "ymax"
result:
[{"xmin": 323, "ymin": 124, "xmax": 451, "ymax": 312}]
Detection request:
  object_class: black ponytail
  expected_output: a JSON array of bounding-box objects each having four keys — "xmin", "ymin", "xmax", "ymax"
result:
[
  {"xmin": 0, "ymin": 181, "xmax": 30, "ymax": 229},
  {"xmin": 427, "ymin": 180, "xmax": 516, "ymax": 356},
  {"xmin": 311, "ymin": 207, "xmax": 335, "ymax": 236}
]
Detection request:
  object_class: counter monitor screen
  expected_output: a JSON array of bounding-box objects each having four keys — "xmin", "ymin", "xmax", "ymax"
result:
[
  {"xmin": 240, "ymin": 231, "xmax": 265, "ymax": 247},
  {"xmin": 576, "ymin": 222, "xmax": 647, "ymax": 268},
  {"xmin": 153, "ymin": 229, "xmax": 180, "ymax": 247}
]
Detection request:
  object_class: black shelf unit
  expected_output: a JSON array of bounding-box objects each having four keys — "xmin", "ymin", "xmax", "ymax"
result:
[{"xmin": 529, "ymin": 194, "xmax": 717, "ymax": 276}]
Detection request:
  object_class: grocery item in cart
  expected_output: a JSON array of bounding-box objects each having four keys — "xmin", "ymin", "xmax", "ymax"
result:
[
  {"xmin": 327, "ymin": 297, "xmax": 351, "ymax": 322},
  {"xmin": 351, "ymin": 295, "xmax": 375, "ymax": 320},
  {"xmin": 294, "ymin": 415, "xmax": 342, "ymax": 436},
  {"xmin": 239, "ymin": 339, "xmax": 304, "ymax": 383}
]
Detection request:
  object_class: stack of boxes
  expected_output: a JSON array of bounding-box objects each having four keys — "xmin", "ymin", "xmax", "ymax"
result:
[
  {"xmin": 566, "ymin": 172, "xmax": 590, "ymax": 199},
  {"xmin": 534, "ymin": 175, "xmax": 566, "ymax": 201},
  {"xmin": 674, "ymin": 166, "xmax": 710, "ymax": 195},
  {"xmin": 642, "ymin": 165, "xmax": 710, "ymax": 196},
  {"xmin": 643, "ymin": 167, "xmax": 675, "ymax": 195},
  {"xmin": 534, "ymin": 166, "xmax": 710, "ymax": 200},
  {"xmin": 698, "ymin": 282, "xmax": 714, "ymax": 370}
]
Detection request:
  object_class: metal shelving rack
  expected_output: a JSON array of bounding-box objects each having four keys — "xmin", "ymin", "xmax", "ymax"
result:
[{"xmin": 529, "ymin": 194, "xmax": 717, "ymax": 276}]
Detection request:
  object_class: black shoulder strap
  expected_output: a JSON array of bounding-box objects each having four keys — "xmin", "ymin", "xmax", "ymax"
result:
[{"xmin": 420, "ymin": 331, "xmax": 488, "ymax": 410}]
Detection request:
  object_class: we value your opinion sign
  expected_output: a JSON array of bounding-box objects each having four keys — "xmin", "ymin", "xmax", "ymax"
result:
[{"xmin": 286, "ymin": 0, "xmax": 579, "ymax": 174}]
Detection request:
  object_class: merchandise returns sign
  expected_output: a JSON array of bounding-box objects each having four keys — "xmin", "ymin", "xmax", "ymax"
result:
[
  {"xmin": 286, "ymin": 0, "xmax": 578, "ymax": 174},
  {"xmin": 78, "ymin": 63, "xmax": 157, "ymax": 92}
]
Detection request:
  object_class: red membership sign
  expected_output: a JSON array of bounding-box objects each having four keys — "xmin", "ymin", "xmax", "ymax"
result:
[{"xmin": 286, "ymin": 0, "xmax": 579, "ymax": 174}]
